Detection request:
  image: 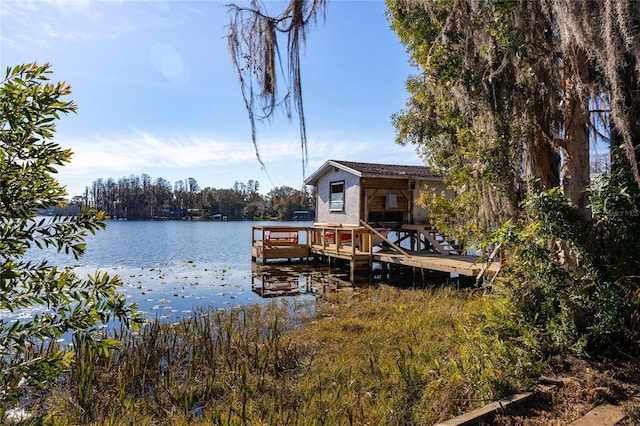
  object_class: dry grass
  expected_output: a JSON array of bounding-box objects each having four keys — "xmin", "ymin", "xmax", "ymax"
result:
[{"xmin": 43, "ymin": 285, "xmax": 543, "ymax": 425}]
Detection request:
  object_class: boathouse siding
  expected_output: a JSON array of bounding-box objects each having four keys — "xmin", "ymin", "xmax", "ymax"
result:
[
  {"xmin": 314, "ymin": 166, "xmax": 361, "ymax": 225},
  {"xmin": 410, "ymin": 179, "xmax": 452, "ymax": 223}
]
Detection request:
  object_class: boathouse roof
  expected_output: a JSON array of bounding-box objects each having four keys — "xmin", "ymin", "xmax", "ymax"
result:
[{"xmin": 304, "ymin": 160, "xmax": 441, "ymax": 185}]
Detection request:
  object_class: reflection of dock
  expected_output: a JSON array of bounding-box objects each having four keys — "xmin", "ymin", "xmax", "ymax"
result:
[
  {"xmin": 250, "ymin": 263, "xmax": 341, "ymax": 298},
  {"xmin": 251, "ymin": 263, "xmax": 305, "ymax": 297},
  {"xmin": 251, "ymin": 276, "xmax": 303, "ymax": 298},
  {"xmin": 251, "ymin": 224, "xmax": 501, "ymax": 283}
]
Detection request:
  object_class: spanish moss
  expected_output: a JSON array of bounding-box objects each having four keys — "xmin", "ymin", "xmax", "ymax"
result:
[{"xmin": 226, "ymin": 0, "xmax": 327, "ymax": 181}]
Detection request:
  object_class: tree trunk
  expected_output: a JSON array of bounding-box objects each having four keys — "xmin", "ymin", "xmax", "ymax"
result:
[{"xmin": 562, "ymin": 49, "xmax": 591, "ymax": 219}]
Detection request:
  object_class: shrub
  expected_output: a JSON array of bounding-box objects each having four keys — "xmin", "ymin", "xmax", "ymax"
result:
[
  {"xmin": 0, "ymin": 63, "xmax": 139, "ymax": 421},
  {"xmin": 495, "ymin": 187, "xmax": 634, "ymax": 355}
]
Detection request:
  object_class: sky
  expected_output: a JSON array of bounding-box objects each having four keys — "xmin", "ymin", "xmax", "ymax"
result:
[{"xmin": 1, "ymin": 0, "xmax": 421, "ymax": 197}]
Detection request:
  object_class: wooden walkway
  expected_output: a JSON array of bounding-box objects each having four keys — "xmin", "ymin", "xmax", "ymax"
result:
[
  {"xmin": 252, "ymin": 225, "xmax": 501, "ymax": 283},
  {"xmin": 373, "ymin": 252, "xmax": 498, "ymax": 276}
]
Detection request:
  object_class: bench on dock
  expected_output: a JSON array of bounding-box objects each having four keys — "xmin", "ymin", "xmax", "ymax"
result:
[{"xmin": 265, "ymin": 229, "xmax": 299, "ymax": 246}]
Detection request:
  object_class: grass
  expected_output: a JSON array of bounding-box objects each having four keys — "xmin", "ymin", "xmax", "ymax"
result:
[{"xmin": 38, "ymin": 285, "xmax": 542, "ymax": 425}]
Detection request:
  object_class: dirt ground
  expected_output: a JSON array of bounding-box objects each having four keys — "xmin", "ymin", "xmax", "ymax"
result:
[{"xmin": 491, "ymin": 355, "xmax": 640, "ymax": 425}]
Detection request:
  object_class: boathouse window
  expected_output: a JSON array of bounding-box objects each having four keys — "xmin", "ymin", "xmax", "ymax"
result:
[{"xmin": 329, "ymin": 181, "xmax": 345, "ymax": 212}]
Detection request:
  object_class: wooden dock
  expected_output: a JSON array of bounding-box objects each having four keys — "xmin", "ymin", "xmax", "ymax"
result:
[{"xmin": 252, "ymin": 225, "xmax": 501, "ymax": 283}]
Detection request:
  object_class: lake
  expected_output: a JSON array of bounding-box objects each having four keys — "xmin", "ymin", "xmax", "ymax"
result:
[{"xmin": 9, "ymin": 220, "xmax": 347, "ymax": 325}]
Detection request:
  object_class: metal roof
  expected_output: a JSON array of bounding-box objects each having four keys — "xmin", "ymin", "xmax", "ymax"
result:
[{"xmin": 304, "ymin": 160, "xmax": 441, "ymax": 185}]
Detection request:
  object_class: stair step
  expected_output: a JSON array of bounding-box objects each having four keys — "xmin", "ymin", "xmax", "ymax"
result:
[{"xmin": 421, "ymin": 225, "xmax": 466, "ymax": 254}]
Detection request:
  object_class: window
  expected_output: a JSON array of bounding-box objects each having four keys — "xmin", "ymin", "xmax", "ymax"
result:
[{"xmin": 329, "ymin": 181, "xmax": 345, "ymax": 212}]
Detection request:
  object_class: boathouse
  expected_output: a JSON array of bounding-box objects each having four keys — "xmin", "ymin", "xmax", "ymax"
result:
[
  {"xmin": 251, "ymin": 160, "xmax": 500, "ymax": 283},
  {"xmin": 303, "ymin": 159, "xmax": 451, "ymax": 226}
]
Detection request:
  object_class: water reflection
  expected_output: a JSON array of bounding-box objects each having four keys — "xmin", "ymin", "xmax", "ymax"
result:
[
  {"xmin": 251, "ymin": 262, "xmax": 353, "ymax": 298},
  {"xmin": 249, "ymin": 259, "xmax": 449, "ymax": 300}
]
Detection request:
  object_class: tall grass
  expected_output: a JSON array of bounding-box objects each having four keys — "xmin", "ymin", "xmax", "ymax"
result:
[{"xmin": 46, "ymin": 286, "xmax": 542, "ymax": 425}]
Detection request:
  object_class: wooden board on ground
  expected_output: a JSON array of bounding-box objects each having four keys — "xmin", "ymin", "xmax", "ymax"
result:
[
  {"xmin": 569, "ymin": 404, "xmax": 627, "ymax": 426},
  {"xmin": 434, "ymin": 391, "xmax": 537, "ymax": 426}
]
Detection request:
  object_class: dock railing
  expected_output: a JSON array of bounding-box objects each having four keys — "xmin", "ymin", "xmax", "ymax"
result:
[
  {"xmin": 251, "ymin": 226, "xmax": 311, "ymax": 263},
  {"xmin": 252, "ymin": 226, "xmax": 310, "ymax": 247},
  {"xmin": 309, "ymin": 224, "xmax": 375, "ymax": 256}
]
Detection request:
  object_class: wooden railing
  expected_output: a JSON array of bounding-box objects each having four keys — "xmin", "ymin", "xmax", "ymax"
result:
[
  {"xmin": 252, "ymin": 226, "xmax": 309, "ymax": 248},
  {"xmin": 309, "ymin": 224, "xmax": 380, "ymax": 256}
]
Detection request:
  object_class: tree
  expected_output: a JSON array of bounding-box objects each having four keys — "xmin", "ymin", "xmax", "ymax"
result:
[
  {"xmin": 214, "ymin": 188, "xmax": 246, "ymax": 220},
  {"xmin": 266, "ymin": 186, "xmax": 312, "ymax": 220},
  {"xmin": 387, "ymin": 0, "xmax": 640, "ymax": 233},
  {"xmin": 387, "ymin": 0, "xmax": 570, "ymax": 233},
  {"xmin": 386, "ymin": 0, "xmax": 640, "ymax": 352},
  {"xmin": 0, "ymin": 63, "xmax": 139, "ymax": 418},
  {"xmin": 552, "ymin": 0, "xmax": 640, "ymax": 186}
]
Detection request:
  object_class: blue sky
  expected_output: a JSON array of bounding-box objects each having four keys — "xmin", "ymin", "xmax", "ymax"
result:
[{"xmin": 1, "ymin": 0, "xmax": 421, "ymax": 197}]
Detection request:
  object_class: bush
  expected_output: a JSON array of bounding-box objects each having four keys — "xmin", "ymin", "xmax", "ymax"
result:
[
  {"xmin": 0, "ymin": 63, "xmax": 139, "ymax": 421},
  {"xmin": 589, "ymin": 153, "xmax": 640, "ymax": 347},
  {"xmin": 495, "ymin": 187, "xmax": 634, "ymax": 355}
]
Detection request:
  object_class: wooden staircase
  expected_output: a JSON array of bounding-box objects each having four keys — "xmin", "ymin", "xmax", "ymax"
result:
[
  {"xmin": 423, "ymin": 225, "xmax": 465, "ymax": 255},
  {"xmin": 399, "ymin": 224, "xmax": 465, "ymax": 256}
]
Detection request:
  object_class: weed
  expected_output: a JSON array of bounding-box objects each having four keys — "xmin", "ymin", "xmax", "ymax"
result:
[{"xmin": 43, "ymin": 286, "xmax": 540, "ymax": 424}]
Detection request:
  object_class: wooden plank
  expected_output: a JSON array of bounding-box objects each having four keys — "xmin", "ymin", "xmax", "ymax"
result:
[
  {"xmin": 310, "ymin": 246, "xmax": 370, "ymax": 261},
  {"xmin": 434, "ymin": 391, "xmax": 535, "ymax": 426},
  {"xmin": 374, "ymin": 253, "xmax": 481, "ymax": 276},
  {"xmin": 373, "ymin": 253, "xmax": 502, "ymax": 276},
  {"xmin": 569, "ymin": 404, "xmax": 626, "ymax": 426},
  {"xmin": 350, "ymin": 258, "xmax": 371, "ymax": 282},
  {"xmin": 256, "ymin": 246, "xmax": 310, "ymax": 260},
  {"xmin": 475, "ymin": 243, "xmax": 502, "ymax": 283},
  {"xmin": 401, "ymin": 224, "xmax": 433, "ymax": 231},
  {"xmin": 361, "ymin": 178, "xmax": 408, "ymax": 190}
]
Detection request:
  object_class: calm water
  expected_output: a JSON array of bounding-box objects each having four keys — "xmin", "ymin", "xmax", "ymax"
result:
[{"xmin": 9, "ymin": 220, "xmax": 336, "ymax": 324}]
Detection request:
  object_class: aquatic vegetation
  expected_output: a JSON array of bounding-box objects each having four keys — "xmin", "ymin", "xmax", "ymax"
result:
[{"xmin": 45, "ymin": 286, "xmax": 540, "ymax": 425}]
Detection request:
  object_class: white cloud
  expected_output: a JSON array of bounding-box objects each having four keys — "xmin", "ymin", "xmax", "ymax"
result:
[
  {"xmin": 306, "ymin": 133, "xmax": 423, "ymax": 168},
  {"xmin": 1, "ymin": 0, "xmax": 191, "ymax": 52},
  {"xmin": 59, "ymin": 131, "xmax": 261, "ymax": 175},
  {"xmin": 56, "ymin": 130, "xmax": 356, "ymax": 175},
  {"xmin": 54, "ymin": 127, "xmax": 422, "ymax": 194}
]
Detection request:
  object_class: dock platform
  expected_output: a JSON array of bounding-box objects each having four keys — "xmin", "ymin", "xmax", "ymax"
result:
[{"xmin": 252, "ymin": 225, "xmax": 501, "ymax": 283}]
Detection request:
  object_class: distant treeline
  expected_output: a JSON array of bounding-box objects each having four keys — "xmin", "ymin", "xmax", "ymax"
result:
[{"xmin": 61, "ymin": 174, "xmax": 315, "ymax": 221}]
